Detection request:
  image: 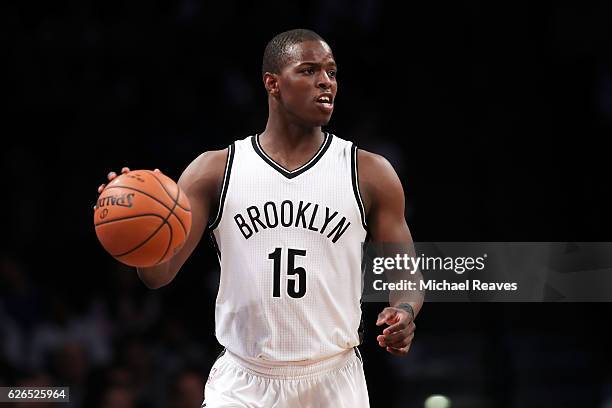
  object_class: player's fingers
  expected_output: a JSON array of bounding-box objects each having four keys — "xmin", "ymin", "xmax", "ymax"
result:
[
  {"xmin": 121, "ymin": 167, "xmax": 130, "ymax": 174},
  {"xmin": 154, "ymin": 168, "xmax": 161, "ymax": 173},
  {"xmin": 377, "ymin": 329, "xmax": 411, "ymax": 345},
  {"xmin": 107, "ymin": 171, "xmax": 117, "ymax": 181},
  {"xmin": 385, "ymin": 332, "xmax": 414, "ymax": 349},
  {"xmin": 379, "ymin": 330, "xmax": 403, "ymax": 345},
  {"xmin": 382, "ymin": 320, "xmax": 408, "ymax": 336},
  {"xmin": 386, "ymin": 344, "xmax": 411, "ymax": 357},
  {"xmin": 383, "ymin": 320, "xmax": 415, "ymax": 336},
  {"xmin": 98, "ymin": 184, "xmax": 106, "ymax": 193},
  {"xmin": 379, "ymin": 329, "xmax": 409, "ymax": 345},
  {"xmin": 380, "ymin": 329, "xmax": 408, "ymax": 344},
  {"xmin": 376, "ymin": 308, "xmax": 398, "ymax": 326}
]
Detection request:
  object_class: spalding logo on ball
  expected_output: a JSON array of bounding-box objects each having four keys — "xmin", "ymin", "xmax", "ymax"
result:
[{"xmin": 94, "ymin": 170, "xmax": 192, "ymax": 267}]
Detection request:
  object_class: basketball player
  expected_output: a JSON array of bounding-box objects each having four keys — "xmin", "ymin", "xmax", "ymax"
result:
[{"xmin": 97, "ymin": 29, "xmax": 422, "ymax": 407}]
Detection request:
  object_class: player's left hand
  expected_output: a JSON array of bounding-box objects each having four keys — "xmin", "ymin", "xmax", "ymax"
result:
[{"xmin": 376, "ymin": 306, "xmax": 415, "ymax": 357}]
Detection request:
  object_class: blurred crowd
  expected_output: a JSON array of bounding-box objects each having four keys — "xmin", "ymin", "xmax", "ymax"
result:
[{"xmin": 0, "ymin": 254, "xmax": 218, "ymax": 408}]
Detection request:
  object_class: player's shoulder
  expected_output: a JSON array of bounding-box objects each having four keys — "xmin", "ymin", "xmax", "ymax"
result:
[
  {"xmin": 355, "ymin": 147, "xmax": 403, "ymax": 208},
  {"xmin": 186, "ymin": 148, "xmax": 228, "ymax": 176},
  {"xmin": 328, "ymin": 134, "xmax": 397, "ymax": 181},
  {"xmin": 178, "ymin": 148, "xmax": 229, "ymax": 198},
  {"xmin": 356, "ymin": 148, "xmax": 396, "ymax": 176},
  {"xmin": 185, "ymin": 133, "xmax": 257, "ymax": 176}
]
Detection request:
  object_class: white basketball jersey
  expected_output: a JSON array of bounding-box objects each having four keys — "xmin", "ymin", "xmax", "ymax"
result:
[{"xmin": 209, "ymin": 133, "xmax": 368, "ymax": 364}]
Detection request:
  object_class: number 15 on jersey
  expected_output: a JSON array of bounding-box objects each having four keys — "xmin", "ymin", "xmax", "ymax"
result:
[{"xmin": 268, "ymin": 248, "xmax": 307, "ymax": 298}]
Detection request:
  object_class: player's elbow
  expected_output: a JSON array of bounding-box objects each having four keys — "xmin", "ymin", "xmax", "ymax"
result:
[
  {"xmin": 136, "ymin": 266, "xmax": 174, "ymax": 290},
  {"xmin": 140, "ymin": 278, "xmax": 167, "ymax": 290}
]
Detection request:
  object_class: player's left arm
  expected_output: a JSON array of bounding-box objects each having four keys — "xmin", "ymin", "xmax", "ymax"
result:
[{"xmin": 358, "ymin": 149, "xmax": 424, "ymax": 357}]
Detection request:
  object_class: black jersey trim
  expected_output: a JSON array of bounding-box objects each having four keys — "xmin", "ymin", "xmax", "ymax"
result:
[
  {"xmin": 251, "ymin": 132, "xmax": 333, "ymax": 179},
  {"xmin": 357, "ymin": 231, "xmax": 371, "ymax": 345},
  {"xmin": 208, "ymin": 143, "xmax": 235, "ymax": 231},
  {"xmin": 210, "ymin": 230, "xmax": 221, "ymax": 260},
  {"xmin": 354, "ymin": 346, "xmax": 363, "ymax": 364},
  {"xmin": 214, "ymin": 348, "xmax": 226, "ymax": 362},
  {"xmin": 351, "ymin": 144, "xmax": 368, "ymax": 229}
]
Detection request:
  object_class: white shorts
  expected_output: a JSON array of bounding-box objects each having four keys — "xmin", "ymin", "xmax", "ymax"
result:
[{"xmin": 202, "ymin": 348, "xmax": 370, "ymax": 408}]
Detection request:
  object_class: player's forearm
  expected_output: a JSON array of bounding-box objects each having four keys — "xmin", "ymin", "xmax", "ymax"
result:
[
  {"xmin": 390, "ymin": 297, "xmax": 423, "ymax": 319},
  {"xmin": 389, "ymin": 286, "xmax": 423, "ymax": 309},
  {"xmin": 379, "ymin": 237, "xmax": 423, "ymax": 318},
  {"xmin": 388, "ymin": 269, "xmax": 424, "ymax": 318}
]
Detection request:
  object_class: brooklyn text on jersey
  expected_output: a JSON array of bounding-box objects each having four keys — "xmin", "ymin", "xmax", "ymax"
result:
[{"xmin": 233, "ymin": 200, "xmax": 352, "ymax": 243}]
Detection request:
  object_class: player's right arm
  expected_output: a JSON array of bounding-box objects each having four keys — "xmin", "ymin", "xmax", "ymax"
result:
[
  {"xmin": 137, "ymin": 149, "xmax": 227, "ymax": 288},
  {"xmin": 98, "ymin": 149, "xmax": 227, "ymax": 289}
]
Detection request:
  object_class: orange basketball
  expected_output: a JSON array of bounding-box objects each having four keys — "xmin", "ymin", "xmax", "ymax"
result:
[{"xmin": 93, "ymin": 170, "xmax": 192, "ymax": 267}]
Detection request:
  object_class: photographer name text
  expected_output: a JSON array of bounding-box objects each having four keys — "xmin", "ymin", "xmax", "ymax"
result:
[{"xmin": 373, "ymin": 279, "xmax": 518, "ymax": 292}]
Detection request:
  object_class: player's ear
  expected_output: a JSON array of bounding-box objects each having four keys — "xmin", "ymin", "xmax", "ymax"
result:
[{"xmin": 263, "ymin": 72, "xmax": 280, "ymax": 97}]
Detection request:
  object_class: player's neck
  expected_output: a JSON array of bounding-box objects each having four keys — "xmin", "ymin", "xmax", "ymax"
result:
[
  {"xmin": 260, "ymin": 117, "xmax": 324, "ymax": 151},
  {"xmin": 259, "ymin": 118, "xmax": 326, "ymax": 170}
]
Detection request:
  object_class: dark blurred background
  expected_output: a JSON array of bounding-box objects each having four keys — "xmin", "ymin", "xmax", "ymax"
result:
[{"xmin": 3, "ymin": 1, "xmax": 612, "ymax": 407}]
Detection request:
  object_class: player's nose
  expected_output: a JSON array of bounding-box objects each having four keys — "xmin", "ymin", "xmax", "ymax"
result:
[{"xmin": 316, "ymin": 72, "xmax": 332, "ymax": 90}]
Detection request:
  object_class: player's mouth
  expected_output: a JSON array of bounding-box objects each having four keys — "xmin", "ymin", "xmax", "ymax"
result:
[{"xmin": 315, "ymin": 94, "xmax": 334, "ymax": 113}]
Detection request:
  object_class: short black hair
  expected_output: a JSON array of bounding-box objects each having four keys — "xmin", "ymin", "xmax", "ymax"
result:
[{"xmin": 262, "ymin": 29, "xmax": 326, "ymax": 76}]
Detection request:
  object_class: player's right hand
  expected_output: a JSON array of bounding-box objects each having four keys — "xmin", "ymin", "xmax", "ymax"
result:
[
  {"xmin": 97, "ymin": 166, "xmax": 131, "ymax": 195},
  {"xmin": 94, "ymin": 167, "xmax": 161, "ymax": 210}
]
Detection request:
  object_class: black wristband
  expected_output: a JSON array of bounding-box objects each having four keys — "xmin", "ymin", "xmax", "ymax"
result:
[{"xmin": 396, "ymin": 303, "xmax": 415, "ymax": 321}]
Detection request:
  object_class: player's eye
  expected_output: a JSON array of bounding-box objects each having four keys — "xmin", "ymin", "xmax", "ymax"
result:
[
  {"xmin": 302, "ymin": 67, "xmax": 315, "ymax": 75},
  {"xmin": 328, "ymin": 70, "xmax": 337, "ymax": 79}
]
